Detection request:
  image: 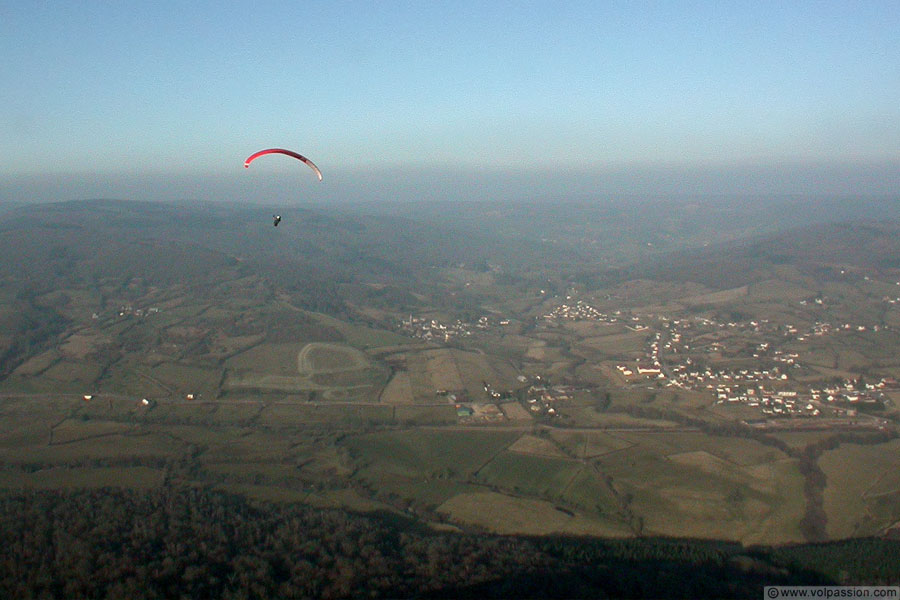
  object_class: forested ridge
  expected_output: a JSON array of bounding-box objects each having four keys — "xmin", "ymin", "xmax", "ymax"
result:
[{"xmin": 1, "ymin": 488, "xmax": 897, "ymax": 599}]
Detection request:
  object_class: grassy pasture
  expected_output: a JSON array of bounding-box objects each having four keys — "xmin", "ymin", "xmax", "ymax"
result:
[
  {"xmin": 227, "ymin": 343, "xmax": 303, "ymax": 375},
  {"xmin": 550, "ymin": 430, "xmax": 633, "ymax": 458},
  {"xmin": 345, "ymin": 429, "xmax": 519, "ymax": 481},
  {"xmin": 507, "ymin": 434, "xmax": 568, "ymax": 458},
  {"xmin": 423, "ymin": 349, "xmax": 464, "ymax": 391},
  {"xmin": 563, "ymin": 406, "xmax": 681, "ymax": 429},
  {"xmin": 475, "ymin": 451, "xmax": 582, "ymax": 498},
  {"xmin": 380, "ymin": 371, "xmax": 414, "ymax": 404},
  {"xmin": 0, "ymin": 466, "xmax": 165, "ymax": 490},
  {"xmin": 51, "ymin": 418, "xmax": 132, "ymax": 444},
  {"xmin": 820, "ymin": 439, "xmax": 900, "ymax": 539},
  {"xmin": 200, "ymin": 461, "xmax": 304, "ymax": 486},
  {"xmin": 593, "ymin": 432, "xmax": 804, "ymax": 542},
  {"xmin": 2, "ymin": 430, "xmax": 185, "ymax": 464},
  {"xmin": 147, "ymin": 362, "xmax": 221, "ymax": 395},
  {"xmin": 436, "ymin": 490, "xmax": 632, "ymax": 537},
  {"xmin": 298, "ymin": 343, "xmax": 369, "ymax": 373},
  {"xmin": 197, "ymin": 429, "xmax": 297, "ymax": 463},
  {"xmin": 41, "ymin": 360, "xmax": 104, "ymax": 390},
  {"xmin": 310, "ymin": 312, "xmax": 411, "ymax": 349},
  {"xmin": 393, "ymin": 404, "xmax": 456, "ymax": 425},
  {"xmin": 559, "ymin": 467, "xmax": 621, "ymax": 515},
  {"xmin": 255, "ymin": 403, "xmax": 396, "ymax": 427},
  {"xmin": 499, "ymin": 401, "xmax": 531, "ymax": 421},
  {"xmin": 680, "ymin": 285, "xmax": 749, "ymax": 305},
  {"xmin": 578, "ymin": 331, "xmax": 648, "ymax": 358},
  {"xmin": 748, "ymin": 279, "xmax": 811, "ymax": 302},
  {"xmin": 207, "ymin": 401, "xmax": 265, "ymax": 424},
  {"xmin": 11, "ymin": 349, "xmax": 61, "ymax": 377}
]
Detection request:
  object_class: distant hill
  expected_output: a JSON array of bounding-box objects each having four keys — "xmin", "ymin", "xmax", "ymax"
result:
[
  {"xmin": 635, "ymin": 220, "xmax": 900, "ymax": 290},
  {"xmin": 0, "ymin": 199, "xmax": 509, "ymax": 285},
  {"xmin": 4, "ymin": 198, "xmax": 900, "ymax": 298}
]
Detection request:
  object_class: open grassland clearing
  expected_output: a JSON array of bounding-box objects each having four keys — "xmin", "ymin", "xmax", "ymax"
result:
[
  {"xmin": 12, "ymin": 349, "xmax": 62, "ymax": 377},
  {"xmin": 393, "ymin": 404, "xmax": 457, "ymax": 425},
  {"xmin": 196, "ymin": 428, "xmax": 298, "ymax": 464},
  {"xmin": 561, "ymin": 467, "xmax": 622, "ymax": 516},
  {"xmin": 0, "ymin": 426, "xmax": 186, "ymax": 464},
  {"xmin": 298, "ymin": 343, "xmax": 370, "ymax": 374},
  {"xmin": 499, "ymin": 401, "xmax": 531, "ymax": 421},
  {"xmin": 310, "ymin": 311, "xmax": 411, "ymax": 349},
  {"xmin": 577, "ymin": 330, "xmax": 648, "ymax": 359},
  {"xmin": 396, "ymin": 347, "xmax": 518, "ymax": 401},
  {"xmin": 475, "ymin": 450, "xmax": 582, "ymax": 499},
  {"xmin": 820, "ymin": 439, "xmax": 900, "ymax": 539},
  {"xmin": 345, "ymin": 428, "xmax": 519, "ymax": 482},
  {"xmin": 380, "ymin": 370, "xmax": 414, "ymax": 404},
  {"xmin": 227, "ymin": 343, "xmax": 304, "ymax": 375},
  {"xmin": 257, "ymin": 403, "xmax": 395, "ymax": 427},
  {"xmin": 593, "ymin": 432, "xmax": 805, "ymax": 542},
  {"xmin": 204, "ymin": 401, "xmax": 265, "ymax": 424},
  {"xmin": 226, "ymin": 342, "xmax": 388, "ymax": 401},
  {"xmin": 206, "ymin": 332, "xmax": 264, "ymax": 359},
  {"xmin": 550, "ymin": 430, "xmax": 634, "ymax": 458},
  {"xmin": 145, "ymin": 362, "xmax": 222, "ymax": 396},
  {"xmin": 436, "ymin": 490, "xmax": 632, "ymax": 537},
  {"xmin": 199, "ymin": 461, "xmax": 305, "ymax": 487},
  {"xmin": 563, "ymin": 320, "xmax": 629, "ymax": 338},
  {"xmin": 747, "ymin": 279, "xmax": 811, "ymax": 302},
  {"xmin": 507, "ymin": 434, "xmax": 568, "ymax": 457},
  {"xmin": 563, "ymin": 406, "xmax": 682, "ymax": 429},
  {"xmin": 50, "ymin": 418, "xmax": 133, "ymax": 444},
  {"xmin": 95, "ymin": 361, "xmax": 175, "ymax": 397},
  {"xmin": 37, "ymin": 360, "xmax": 104, "ymax": 390},
  {"xmin": 680, "ymin": 285, "xmax": 749, "ymax": 306},
  {"xmin": 524, "ymin": 340, "xmax": 567, "ymax": 363},
  {"xmin": 770, "ymin": 431, "xmax": 841, "ymax": 450},
  {"xmin": 0, "ymin": 466, "xmax": 165, "ymax": 490}
]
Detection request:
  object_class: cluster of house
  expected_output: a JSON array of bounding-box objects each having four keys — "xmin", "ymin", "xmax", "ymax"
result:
[
  {"xmin": 590, "ymin": 305, "xmax": 898, "ymax": 421},
  {"xmin": 399, "ymin": 314, "xmax": 509, "ymax": 342},
  {"xmin": 715, "ymin": 378, "xmax": 894, "ymax": 418},
  {"xmin": 399, "ymin": 315, "xmax": 474, "ymax": 342},
  {"xmin": 525, "ymin": 383, "xmax": 574, "ymax": 416},
  {"xmin": 714, "ymin": 387, "xmax": 820, "ymax": 416},
  {"xmin": 543, "ymin": 300, "xmax": 610, "ymax": 321},
  {"xmin": 92, "ymin": 304, "xmax": 161, "ymax": 320}
]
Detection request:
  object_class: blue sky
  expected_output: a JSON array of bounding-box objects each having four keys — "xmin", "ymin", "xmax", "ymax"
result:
[{"xmin": 1, "ymin": 1, "xmax": 897, "ymax": 202}]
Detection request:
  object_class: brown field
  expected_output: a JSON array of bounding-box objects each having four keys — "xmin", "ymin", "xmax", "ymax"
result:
[
  {"xmin": 499, "ymin": 401, "xmax": 531, "ymax": 421},
  {"xmin": 380, "ymin": 370, "xmax": 415, "ymax": 404},
  {"xmin": 680, "ymin": 286, "xmax": 749, "ymax": 305},
  {"xmin": 423, "ymin": 349, "xmax": 465, "ymax": 391},
  {"xmin": 820, "ymin": 439, "xmax": 900, "ymax": 538}
]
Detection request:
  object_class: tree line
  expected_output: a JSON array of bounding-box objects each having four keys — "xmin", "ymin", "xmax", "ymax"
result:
[{"xmin": 1, "ymin": 487, "xmax": 896, "ymax": 599}]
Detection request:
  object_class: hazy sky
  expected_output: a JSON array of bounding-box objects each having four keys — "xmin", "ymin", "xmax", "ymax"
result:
[{"xmin": 1, "ymin": 1, "xmax": 898, "ymax": 203}]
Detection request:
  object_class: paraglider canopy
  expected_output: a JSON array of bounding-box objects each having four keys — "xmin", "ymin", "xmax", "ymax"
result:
[{"xmin": 244, "ymin": 148, "xmax": 323, "ymax": 181}]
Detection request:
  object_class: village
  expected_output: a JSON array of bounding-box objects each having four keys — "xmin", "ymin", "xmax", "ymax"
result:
[
  {"xmin": 543, "ymin": 298, "xmax": 895, "ymax": 427},
  {"xmin": 397, "ymin": 314, "xmax": 510, "ymax": 342}
]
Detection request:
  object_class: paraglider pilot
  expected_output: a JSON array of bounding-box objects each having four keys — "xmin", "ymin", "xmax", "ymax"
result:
[{"xmin": 273, "ymin": 215, "xmax": 282, "ymax": 227}]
